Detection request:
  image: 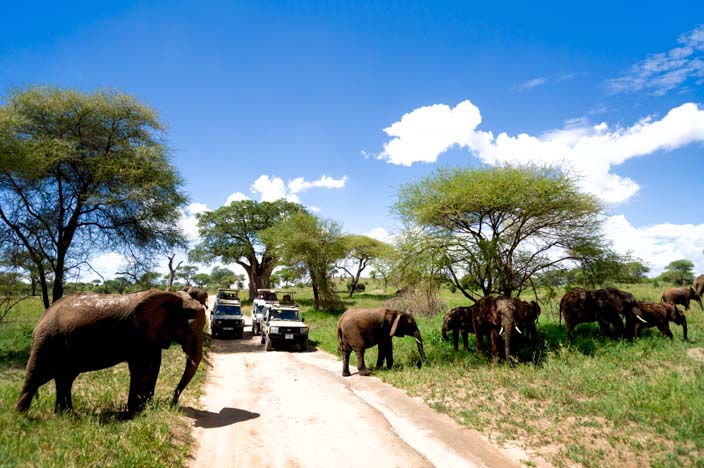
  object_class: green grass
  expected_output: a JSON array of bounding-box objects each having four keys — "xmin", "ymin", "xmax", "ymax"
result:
[
  {"xmin": 302, "ymin": 282, "xmax": 704, "ymax": 467},
  {"xmin": 0, "ymin": 297, "xmax": 207, "ymax": 468}
]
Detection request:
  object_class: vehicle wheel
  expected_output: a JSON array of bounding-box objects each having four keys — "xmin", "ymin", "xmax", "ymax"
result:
[
  {"xmin": 236, "ymin": 330, "xmax": 243, "ymax": 339},
  {"xmin": 265, "ymin": 334, "xmax": 273, "ymax": 351},
  {"xmin": 260, "ymin": 333, "xmax": 265, "ymax": 345},
  {"xmin": 211, "ymin": 330, "xmax": 218, "ymax": 339},
  {"xmin": 298, "ymin": 338, "xmax": 308, "ymax": 352}
]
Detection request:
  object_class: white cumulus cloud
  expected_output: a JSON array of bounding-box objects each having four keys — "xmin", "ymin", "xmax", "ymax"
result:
[
  {"xmin": 604, "ymin": 215, "xmax": 704, "ymax": 276},
  {"xmin": 517, "ymin": 77, "xmax": 547, "ymax": 91},
  {"xmin": 179, "ymin": 203, "xmax": 210, "ymax": 241},
  {"xmin": 251, "ymin": 174, "xmax": 348, "ymax": 203},
  {"xmin": 366, "ymin": 227, "xmax": 395, "ymax": 243},
  {"xmin": 377, "ymin": 99, "xmax": 704, "ymax": 204},
  {"xmin": 225, "ymin": 192, "xmax": 249, "ymax": 205}
]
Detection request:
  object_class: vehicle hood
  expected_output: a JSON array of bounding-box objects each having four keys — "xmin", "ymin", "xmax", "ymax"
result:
[
  {"xmin": 268, "ymin": 320, "xmax": 306, "ymax": 328},
  {"xmin": 213, "ymin": 314, "xmax": 244, "ymax": 320}
]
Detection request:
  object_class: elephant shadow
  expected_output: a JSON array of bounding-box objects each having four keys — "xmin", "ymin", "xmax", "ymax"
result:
[
  {"xmin": 181, "ymin": 406, "xmax": 260, "ymax": 428},
  {"xmin": 536, "ymin": 322, "xmax": 620, "ymax": 357}
]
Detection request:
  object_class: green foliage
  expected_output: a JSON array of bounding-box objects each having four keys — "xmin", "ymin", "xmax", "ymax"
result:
[
  {"xmin": 190, "ymin": 199, "xmax": 303, "ymax": 298},
  {"xmin": 209, "ymin": 266, "xmax": 236, "ymax": 289},
  {"xmin": 263, "ymin": 212, "xmax": 345, "ymax": 310},
  {"xmin": 0, "ymin": 86, "xmax": 188, "ymax": 307},
  {"xmin": 394, "ymin": 165, "xmax": 604, "ymax": 299},
  {"xmin": 338, "ymin": 235, "xmax": 393, "ymax": 296},
  {"xmin": 661, "ymin": 259, "xmax": 695, "ymax": 286}
]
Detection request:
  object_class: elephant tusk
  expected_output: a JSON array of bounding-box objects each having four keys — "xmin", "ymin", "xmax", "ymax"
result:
[
  {"xmin": 415, "ymin": 337, "xmax": 422, "ymax": 345},
  {"xmin": 499, "ymin": 326, "xmax": 504, "ymax": 336},
  {"xmin": 515, "ymin": 325, "xmax": 522, "ymax": 335},
  {"xmin": 636, "ymin": 315, "xmax": 648, "ymax": 324}
]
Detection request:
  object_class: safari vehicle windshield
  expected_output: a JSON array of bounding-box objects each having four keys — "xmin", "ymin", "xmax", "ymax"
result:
[
  {"xmin": 214, "ymin": 305, "xmax": 242, "ymax": 316},
  {"xmin": 268, "ymin": 309, "xmax": 300, "ymax": 321},
  {"xmin": 217, "ymin": 291, "xmax": 239, "ymax": 301}
]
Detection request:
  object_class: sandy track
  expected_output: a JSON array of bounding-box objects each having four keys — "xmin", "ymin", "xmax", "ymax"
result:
[{"xmin": 185, "ymin": 319, "xmax": 526, "ymax": 468}]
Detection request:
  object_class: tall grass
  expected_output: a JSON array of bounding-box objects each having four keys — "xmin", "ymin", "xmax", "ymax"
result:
[
  {"xmin": 0, "ymin": 297, "xmax": 207, "ymax": 467},
  {"xmin": 305, "ymin": 283, "xmax": 704, "ymax": 467}
]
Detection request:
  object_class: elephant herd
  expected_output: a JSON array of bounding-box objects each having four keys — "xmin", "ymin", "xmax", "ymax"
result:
[{"xmin": 442, "ymin": 282, "xmax": 703, "ymax": 363}]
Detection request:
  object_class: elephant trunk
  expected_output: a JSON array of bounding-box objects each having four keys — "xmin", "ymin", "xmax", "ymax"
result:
[
  {"xmin": 503, "ymin": 315, "xmax": 514, "ymax": 366},
  {"xmin": 172, "ymin": 341, "xmax": 203, "ymax": 406},
  {"xmin": 441, "ymin": 318, "xmax": 449, "ymax": 341}
]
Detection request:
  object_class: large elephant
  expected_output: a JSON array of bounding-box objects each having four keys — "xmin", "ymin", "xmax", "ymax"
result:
[
  {"xmin": 15, "ymin": 289, "xmax": 206, "ymax": 414},
  {"xmin": 441, "ymin": 306, "xmax": 474, "ymax": 351},
  {"xmin": 630, "ymin": 301, "xmax": 688, "ymax": 340},
  {"xmin": 337, "ymin": 308, "xmax": 426, "ymax": 377},
  {"xmin": 471, "ymin": 296, "xmax": 539, "ymax": 363},
  {"xmin": 559, "ymin": 287, "xmax": 637, "ymax": 342},
  {"xmin": 661, "ymin": 286, "xmax": 702, "ymax": 311},
  {"xmin": 695, "ymin": 275, "xmax": 704, "ymax": 300},
  {"xmin": 183, "ymin": 286, "xmax": 209, "ymax": 309}
]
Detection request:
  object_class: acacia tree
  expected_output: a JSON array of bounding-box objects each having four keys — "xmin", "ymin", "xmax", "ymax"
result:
[
  {"xmin": 263, "ymin": 211, "xmax": 346, "ymax": 310},
  {"xmin": 190, "ymin": 199, "xmax": 303, "ymax": 299},
  {"xmin": 338, "ymin": 235, "xmax": 393, "ymax": 297},
  {"xmin": 394, "ymin": 165, "xmax": 604, "ymax": 300},
  {"xmin": 662, "ymin": 259, "xmax": 695, "ymax": 286},
  {"xmin": 0, "ymin": 87, "xmax": 187, "ymax": 308}
]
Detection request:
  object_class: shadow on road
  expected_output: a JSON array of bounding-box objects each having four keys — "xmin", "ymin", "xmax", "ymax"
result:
[{"xmin": 182, "ymin": 406, "xmax": 260, "ymax": 428}]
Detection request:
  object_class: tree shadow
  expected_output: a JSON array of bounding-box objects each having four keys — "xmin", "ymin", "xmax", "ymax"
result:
[{"xmin": 181, "ymin": 406, "xmax": 260, "ymax": 428}]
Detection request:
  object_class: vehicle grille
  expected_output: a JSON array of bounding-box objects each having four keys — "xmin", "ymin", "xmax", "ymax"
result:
[{"xmin": 278, "ymin": 327, "xmax": 299, "ymax": 334}]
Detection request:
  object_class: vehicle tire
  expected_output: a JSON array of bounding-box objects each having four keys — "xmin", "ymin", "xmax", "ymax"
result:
[
  {"xmin": 236, "ymin": 330, "xmax": 243, "ymax": 339},
  {"xmin": 260, "ymin": 333, "xmax": 265, "ymax": 345},
  {"xmin": 298, "ymin": 338, "xmax": 308, "ymax": 352},
  {"xmin": 211, "ymin": 329, "xmax": 218, "ymax": 339},
  {"xmin": 265, "ymin": 334, "xmax": 273, "ymax": 351}
]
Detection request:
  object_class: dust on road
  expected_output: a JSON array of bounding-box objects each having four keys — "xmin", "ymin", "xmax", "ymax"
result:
[{"xmin": 184, "ymin": 319, "xmax": 529, "ymax": 468}]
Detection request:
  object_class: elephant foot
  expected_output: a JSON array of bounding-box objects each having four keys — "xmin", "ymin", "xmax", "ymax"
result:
[
  {"xmin": 342, "ymin": 369, "xmax": 351, "ymax": 377},
  {"xmin": 358, "ymin": 367, "xmax": 370, "ymax": 376}
]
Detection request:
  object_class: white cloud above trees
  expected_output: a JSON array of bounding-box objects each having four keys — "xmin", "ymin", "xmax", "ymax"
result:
[
  {"xmin": 250, "ymin": 174, "xmax": 348, "ymax": 203},
  {"xmin": 377, "ymin": 99, "xmax": 704, "ymax": 204}
]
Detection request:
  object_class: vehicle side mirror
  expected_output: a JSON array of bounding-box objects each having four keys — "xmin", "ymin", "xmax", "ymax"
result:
[{"xmin": 302, "ymin": 317, "xmax": 305, "ymax": 322}]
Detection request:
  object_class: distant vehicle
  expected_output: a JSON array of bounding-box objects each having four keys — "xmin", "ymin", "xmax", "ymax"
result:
[
  {"xmin": 260, "ymin": 292, "xmax": 308, "ymax": 352},
  {"xmin": 211, "ymin": 290, "xmax": 244, "ymax": 338},
  {"xmin": 252, "ymin": 289, "xmax": 279, "ymax": 335}
]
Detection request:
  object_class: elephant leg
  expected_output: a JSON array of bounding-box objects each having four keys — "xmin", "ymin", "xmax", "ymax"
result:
[
  {"xmin": 475, "ymin": 331, "xmax": 484, "ymax": 357},
  {"xmin": 15, "ymin": 367, "xmax": 53, "ymax": 412},
  {"xmin": 452, "ymin": 329, "xmax": 459, "ymax": 351},
  {"xmin": 342, "ymin": 345, "xmax": 352, "ymax": 377},
  {"xmin": 657, "ymin": 322, "xmax": 674, "ymax": 339},
  {"xmin": 597, "ymin": 317, "xmax": 613, "ymax": 338},
  {"xmin": 489, "ymin": 330, "xmax": 500, "ymax": 361},
  {"xmin": 461, "ymin": 330, "xmax": 469, "ymax": 351},
  {"xmin": 54, "ymin": 373, "xmax": 77, "ymax": 412},
  {"xmin": 385, "ymin": 341, "xmax": 394, "ymax": 369},
  {"xmin": 376, "ymin": 340, "xmax": 387, "ymax": 369},
  {"xmin": 355, "ymin": 349, "xmax": 369, "ymax": 376},
  {"xmin": 127, "ymin": 350, "xmax": 161, "ymax": 413}
]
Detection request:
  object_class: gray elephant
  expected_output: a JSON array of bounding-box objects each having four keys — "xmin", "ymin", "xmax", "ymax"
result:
[
  {"xmin": 661, "ymin": 286, "xmax": 702, "ymax": 311},
  {"xmin": 441, "ymin": 306, "xmax": 475, "ymax": 351},
  {"xmin": 337, "ymin": 308, "xmax": 426, "ymax": 377},
  {"xmin": 471, "ymin": 296, "xmax": 538, "ymax": 363},
  {"xmin": 630, "ymin": 301, "xmax": 688, "ymax": 340},
  {"xmin": 559, "ymin": 287, "xmax": 638, "ymax": 342},
  {"xmin": 15, "ymin": 289, "xmax": 206, "ymax": 414},
  {"xmin": 183, "ymin": 286, "xmax": 209, "ymax": 309},
  {"xmin": 695, "ymin": 275, "xmax": 704, "ymax": 300}
]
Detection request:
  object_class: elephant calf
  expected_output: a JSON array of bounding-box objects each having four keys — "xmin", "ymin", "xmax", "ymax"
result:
[
  {"xmin": 631, "ymin": 301, "xmax": 688, "ymax": 340},
  {"xmin": 441, "ymin": 306, "xmax": 475, "ymax": 351},
  {"xmin": 337, "ymin": 308, "xmax": 425, "ymax": 377}
]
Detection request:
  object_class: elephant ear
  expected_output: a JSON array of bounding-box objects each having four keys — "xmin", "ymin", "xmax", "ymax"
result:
[
  {"xmin": 134, "ymin": 291, "xmax": 198, "ymax": 347},
  {"xmin": 390, "ymin": 312, "xmax": 403, "ymax": 337}
]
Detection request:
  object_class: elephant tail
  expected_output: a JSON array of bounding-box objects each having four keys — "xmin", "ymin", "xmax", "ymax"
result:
[
  {"xmin": 441, "ymin": 315, "xmax": 450, "ymax": 341},
  {"xmin": 337, "ymin": 323, "xmax": 344, "ymax": 356}
]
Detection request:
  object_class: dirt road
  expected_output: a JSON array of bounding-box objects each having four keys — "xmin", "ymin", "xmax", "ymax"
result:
[{"xmin": 185, "ymin": 318, "xmax": 528, "ymax": 468}]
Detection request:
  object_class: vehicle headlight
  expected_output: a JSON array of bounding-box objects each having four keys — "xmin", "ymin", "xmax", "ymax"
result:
[
  {"xmin": 270, "ymin": 327, "xmax": 279, "ymax": 334},
  {"xmin": 299, "ymin": 327, "xmax": 308, "ymax": 334}
]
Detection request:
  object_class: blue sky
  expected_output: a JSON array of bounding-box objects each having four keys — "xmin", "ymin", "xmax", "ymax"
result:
[{"xmin": 2, "ymin": 1, "xmax": 704, "ymax": 278}]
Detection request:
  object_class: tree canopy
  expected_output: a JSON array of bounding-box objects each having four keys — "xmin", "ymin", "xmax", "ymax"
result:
[
  {"xmin": 394, "ymin": 165, "xmax": 605, "ymax": 299},
  {"xmin": 661, "ymin": 259, "xmax": 695, "ymax": 286},
  {"xmin": 190, "ymin": 199, "xmax": 303, "ymax": 299},
  {"xmin": 0, "ymin": 87, "xmax": 187, "ymax": 307},
  {"xmin": 263, "ymin": 211, "xmax": 346, "ymax": 310},
  {"xmin": 338, "ymin": 235, "xmax": 393, "ymax": 296}
]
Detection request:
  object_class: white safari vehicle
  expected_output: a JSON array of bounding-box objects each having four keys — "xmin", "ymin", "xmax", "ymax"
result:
[
  {"xmin": 260, "ymin": 292, "xmax": 308, "ymax": 352},
  {"xmin": 210, "ymin": 289, "xmax": 244, "ymax": 338},
  {"xmin": 251, "ymin": 289, "xmax": 279, "ymax": 335}
]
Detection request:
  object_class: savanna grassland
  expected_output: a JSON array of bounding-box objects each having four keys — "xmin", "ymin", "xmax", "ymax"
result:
[
  {"xmin": 305, "ymin": 282, "xmax": 704, "ymax": 468},
  {"xmin": 0, "ymin": 298, "xmax": 208, "ymax": 468},
  {"xmin": 2, "ymin": 282, "xmax": 703, "ymax": 468}
]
